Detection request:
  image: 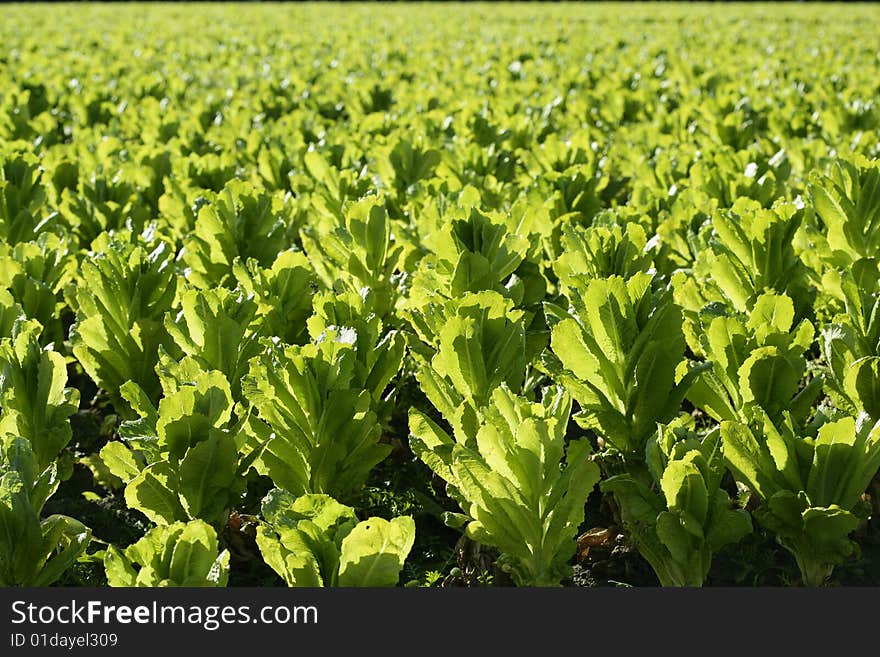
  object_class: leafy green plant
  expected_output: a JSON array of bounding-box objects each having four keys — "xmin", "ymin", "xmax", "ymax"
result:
[
  {"xmin": 165, "ymin": 286, "xmax": 260, "ymax": 402},
  {"xmin": 0, "ymin": 233, "xmax": 76, "ymax": 346},
  {"xmin": 552, "ymin": 218, "xmax": 651, "ymax": 285},
  {"xmin": 409, "ymin": 385, "xmax": 599, "ymax": 586},
  {"xmin": 301, "ymin": 196, "xmax": 403, "ymax": 319},
  {"xmin": 809, "ymin": 156, "xmax": 880, "ymax": 266},
  {"xmin": 688, "ymin": 199, "xmax": 813, "ymax": 316},
  {"xmin": 233, "ymin": 249, "xmax": 315, "ymax": 345},
  {"xmin": 721, "ymin": 410, "xmax": 880, "ymax": 586},
  {"xmin": 820, "ymin": 258, "xmax": 880, "ymax": 418},
  {"xmin": 407, "ymin": 291, "xmax": 528, "ymax": 446},
  {"xmin": 602, "ymin": 418, "xmax": 752, "ymax": 586},
  {"xmin": 294, "ymin": 149, "xmax": 374, "ymax": 224},
  {"xmin": 58, "ymin": 175, "xmax": 143, "ymax": 249},
  {"xmin": 101, "ymin": 360, "xmax": 245, "ymax": 527},
  {"xmin": 374, "ymin": 138, "xmax": 442, "ymax": 198},
  {"xmin": 0, "ymin": 149, "xmax": 50, "ymax": 245},
  {"xmin": 104, "ymin": 519, "xmax": 229, "ymax": 587},
  {"xmin": 242, "ymin": 290, "xmax": 404, "ymax": 498},
  {"xmin": 0, "ymin": 436, "xmax": 91, "ymax": 586},
  {"xmin": 548, "ymin": 273, "xmax": 702, "ymax": 458},
  {"xmin": 181, "ymin": 180, "xmax": 291, "ymax": 289},
  {"xmin": 0, "ymin": 319, "xmax": 79, "ymax": 471},
  {"xmin": 405, "ymin": 197, "xmax": 544, "ymax": 311},
  {"xmin": 68, "ymin": 232, "xmax": 177, "ymax": 411},
  {"xmin": 256, "ymin": 490, "xmax": 415, "ymax": 587},
  {"xmin": 685, "ymin": 292, "xmax": 820, "ymax": 424}
]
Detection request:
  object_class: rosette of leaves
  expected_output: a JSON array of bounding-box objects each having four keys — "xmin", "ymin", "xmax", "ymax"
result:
[
  {"xmin": 405, "ymin": 291, "xmax": 533, "ymax": 446},
  {"xmin": 409, "ymin": 385, "xmax": 600, "ymax": 587},
  {"xmin": 372, "ymin": 137, "xmax": 441, "ymax": 209},
  {"xmin": 653, "ymin": 187, "xmax": 717, "ymax": 274},
  {"xmin": 552, "ymin": 216, "xmax": 651, "ymax": 286},
  {"xmin": 242, "ymin": 290, "xmax": 404, "ymax": 498},
  {"xmin": 0, "ymin": 318, "xmax": 79, "ymax": 471},
  {"xmin": 293, "ymin": 149, "xmax": 374, "ymax": 225},
  {"xmin": 820, "ymin": 258, "xmax": 880, "ymax": 419},
  {"xmin": 67, "ymin": 232, "xmax": 177, "ymax": 411},
  {"xmin": 254, "ymin": 137, "xmax": 301, "ymax": 193},
  {"xmin": 99, "ymin": 360, "xmax": 245, "ymax": 528},
  {"xmin": 304, "ymin": 288, "xmax": 405, "ymax": 411},
  {"xmin": 0, "ymin": 436, "xmax": 91, "ymax": 586},
  {"xmin": 682, "ymin": 198, "xmax": 813, "ymax": 319},
  {"xmin": 104, "ymin": 520, "xmax": 229, "ymax": 587},
  {"xmin": 404, "ymin": 194, "xmax": 546, "ymax": 316},
  {"xmin": 175, "ymin": 150, "xmax": 237, "ymax": 195},
  {"xmin": 721, "ymin": 410, "xmax": 880, "ymax": 586},
  {"xmin": 256, "ymin": 490, "xmax": 415, "ymax": 587},
  {"xmin": 435, "ymin": 138, "xmax": 518, "ymax": 209},
  {"xmin": 516, "ymin": 133, "xmax": 606, "ymax": 223},
  {"xmin": 684, "ymin": 292, "xmax": 821, "ymax": 425},
  {"xmin": 181, "ymin": 179, "xmax": 291, "ymax": 289},
  {"xmin": 232, "ymin": 249, "xmax": 315, "ymax": 345},
  {"xmin": 686, "ymin": 146, "xmax": 789, "ymax": 208},
  {"xmin": 56, "ymin": 170, "xmax": 143, "ymax": 248},
  {"xmin": 165, "ymin": 285, "xmax": 261, "ymax": 402},
  {"xmin": 809, "ymin": 155, "xmax": 880, "ymax": 267},
  {"xmin": 601, "ymin": 418, "xmax": 752, "ymax": 587},
  {"xmin": 0, "ymin": 149, "xmax": 50, "ymax": 245},
  {"xmin": 300, "ymin": 195, "xmax": 404, "ymax": 320},
  {"xmin": 0, "ymin": 233, "xmax": 76, "ymax": 347},
  {"xmin": 548, "ymin": 272, "xmax": 703, "ymax": 459}
]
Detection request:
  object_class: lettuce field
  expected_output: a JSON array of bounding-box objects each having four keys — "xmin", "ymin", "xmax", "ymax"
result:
[{"xmin": 2, "ymin": 3, "xmax": 880, "ymax": 589}]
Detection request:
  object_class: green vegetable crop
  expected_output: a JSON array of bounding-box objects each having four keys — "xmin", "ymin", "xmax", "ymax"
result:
[{"xmin": 1, "ymin": 3, "xmax": 879, "ymax": 589}]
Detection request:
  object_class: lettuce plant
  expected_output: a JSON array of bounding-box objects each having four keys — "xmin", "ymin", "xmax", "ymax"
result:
[
  {"xmin": 68, "ymin": 232, "xmax": 177, "ymax": 411},
  {"xmin": 256, "ymin": 490, "xmax": 415, "ymax": 587},
  {"xmin": 404, "ymin": 197, "xmax": 544, "ymax": 312},
  {"xmin": 685, "ymin": 292, "xmax": 820, "ymax": 424},
  {"xmin": 165, "ymin": 286, "xmax": 260, "ymax": 402},
  {"xmin": 0, "ymin": 436, "xmax": 91, "ymax": 586},
  {"xmin": 548, "ymin": 272, "xmax": 701, "ymax": 458},
  {"xmin": 0, "ymin": 319, "xmax": 79, "ymax": 471},
  {"xmin": 242, "ymin": 290, "xmax": 404, "ymax": 498},
  {"xmin": 233, "ymin": 249, "xmax": 315, "ymax": 345},
  {"xmin": 602, "ymin": 418, "xmax": 752, "ymax": 586},
  {"xmin": 820, "ymin": 258, "xmax": 880, "ymax": 419},
  {"xmin": 688, "ymin": 198, "xmax": 813, "ymax": 317},
  {"xmin": 0, "ymin": 233, "xmax": 76, "ymax": 347},
  {"xmin": 809, "ymin": 156, "xmax": 880, "ymax": 266},
  {"xmin": 0, "ymin": 150, "xmax": 49, "ymax": 245},
  {"xmin": 104, "ymin": 520, "xmax": 229, "ymax": 587},
  {"xmin": 301, "ymin": 196, "xmax": 404, "ymax": 320},
  {"xmin": 552, "ymin": 218, "xmax": 651, "ymax": 285},
  {"xmin": 181, "ymin": 180, "xmax": 291, "ymax": 289},
  {"xmin": 721, "ymin": 410, "xmax": 880, "ymax": 586},
  {"xmin": 102, "ymin": 360, "xmax": 244, "ymax": 527},
  {"xmin": 409, "ymin": 385, "xmax": 599, "ymax": 586},
  {"xmin": 407, "ymin": 291, "xmax": 528, "ymax": 447},
  {"xmin": 373, "ymin": 138, "xmax": 442, "ymax": 199},
  {"xmin": 294, "ymin": 149, "xmax": 374, "ymax": 225}
]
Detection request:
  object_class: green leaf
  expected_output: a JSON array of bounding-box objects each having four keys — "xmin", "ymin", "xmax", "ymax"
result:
[
  {"xmin": 125, "ymin": 463, "xmax": 186, "ymax": 525},
  {"xmin": 99, "ymin": 442, "xmax": 141, "ymax": 484},
  {"xmin": 337, "ymin": 516, "xmax": 416, "ymax": 587},
  {"xmin": 178, "ymin": 431, "xmax": 237, "ymax": 523}
]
